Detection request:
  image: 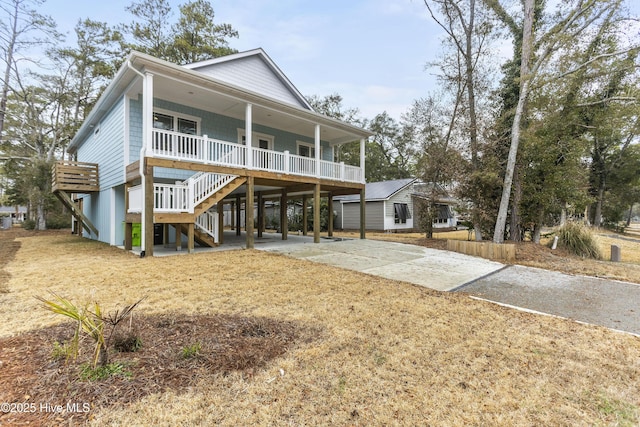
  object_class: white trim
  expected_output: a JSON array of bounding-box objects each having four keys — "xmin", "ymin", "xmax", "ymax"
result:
[{"xmin": 360, "ymin": 138, "xmax": 366, "ymax": 184}]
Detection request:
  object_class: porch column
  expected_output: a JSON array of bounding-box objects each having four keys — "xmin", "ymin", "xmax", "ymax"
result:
[
  {"xmin": 302, "ymin": 195, "xmax": 308, "ymax": 236},
  {"xmin": 257, "ymin": 192, "xmax": 263, "ymax": 239},
  {"xmin": 359, "ymin": 138, "xmax": 366, "ymax": 183},
  {"xmin": 246, "ymin": 103, "xmax": 253, "ymax": 169},
  {"xmin": 187, "ymin": 223, "xmax": 195, "ymax": 254},
  {"xmin": 280, "ymin": 189, "xmax": 288, "ymax": 240},
  {"xmin": 175, "ymin": 224, "xmax": 182, "ymax": 250},
  {"xmin": 143, "ymin": 73, "xmax": 154, "ymax": 157},
  {"xmin": 360, "ymin": 187, "xmax": 366, "ymax": 240},
  {"xmin": 235, "ymin": 195, "xmax": 241, "ymax": 236},
  {"xmin": 163, "ymin": 224, "xmax": 169, "ymax": 245},
  {"xmin": 217, "ymin": 202, "xmax": 224, "ymax": 244},
  {"xmin": 143, "ymin": 161, "xmax": 154, "ymax": 256},
  {"xmin": 328, "ymin": 192, "xmax": 334, "ymax": 237},
  {"xmin": 230, "ymin": 201, "xmax": 235, "ymax": 230},
  {"xmin": 314, "ymin": 183, "xmax": 321, "ymax": 243},
  {"xmin": 124, "ymin": 222, "xmax": 133, "ymax": 250},
  {"xmin": 315, "ymin": 124, "xmax": 321, "ymax": 177},
  {"xmin": 246, "ymin": 176, "xmax": 255, "ymax": 249}
]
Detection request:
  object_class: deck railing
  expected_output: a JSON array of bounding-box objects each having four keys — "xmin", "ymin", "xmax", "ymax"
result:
[
  {"xmin": 151, "ymin": 129, "xmax": 363, "ymax": 183},
  {"xmin": 52, "ymin": 160, "xmax": 99, "ymax": 192}
]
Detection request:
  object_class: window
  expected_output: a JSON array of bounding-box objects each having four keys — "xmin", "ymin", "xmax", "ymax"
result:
[
  {"xmin": 394, "ymin": 203, "xmax": 411, "ymax": 224},
  {"xmin": 297, "ymin": 141, "xmax": 322, "ymax": 158},
  {"xmin": 153, "ymin": 111, "xmax": 199, "ymax": 155}
]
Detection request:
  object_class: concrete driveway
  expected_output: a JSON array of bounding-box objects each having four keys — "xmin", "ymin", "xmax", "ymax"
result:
[
  {"xmin": 261, "ymin": 237, "xmax": 640, "ymax": 336},
  {"xmin": 261, "ymin": 238, "xmax": 504, "ymax": 291}
]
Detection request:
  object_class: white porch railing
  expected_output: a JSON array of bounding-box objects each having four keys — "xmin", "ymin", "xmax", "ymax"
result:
[
  {"xmin": 151, "ymin": 129, "xmax": 363, "ymax": 183},
  {"xmin": 127, "ymin": 172, "xmax": 238, "ymax": 214},
  {"xmin": 190, "ymin": 172, "xmax": 238, "ymax": 208},
  {"xmin": 154, "ymin": 183, "xmax": 189, "ymax": 212},
  {"xmin": 195, "ymin": 210, "xmax": 218, "ymax": 243}
]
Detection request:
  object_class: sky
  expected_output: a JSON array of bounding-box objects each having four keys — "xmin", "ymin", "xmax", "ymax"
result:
[
  {"xmin": 37, "ymin": 0, "xmax": 640, "ymax": 122},
  {"xmin": 38, "ymin": 0, "xmax": 443, "ymax": 121}
]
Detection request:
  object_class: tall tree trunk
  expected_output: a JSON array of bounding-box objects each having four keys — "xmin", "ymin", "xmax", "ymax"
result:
[
  {"xmin": 594, "ymin": 179, "xmax": 605, "ymax": 227},
  {"xmin": 493, "ymin": 0, "xmax": 534, "ymax": 243},
  {"xmin": 509, "ymin": 164, "xmax": 522, "ymax": 241},
  {"xmin": 532, "ymin": 208, "xmax": 544, "ymax": 244},
  {"xmin": 560, "ymin": 202, "xmax": 568, "ymax": 227},
  {"xmin": 0, "ymin": 1, "xmax": 20, "ymax": 143},
  {"xmin": 627, "ymin": 204, "xmax": 634, "ymax": 227},
  {"xmin": 35, "ymin": 196, "xmax": 46, "ymax": 230}
]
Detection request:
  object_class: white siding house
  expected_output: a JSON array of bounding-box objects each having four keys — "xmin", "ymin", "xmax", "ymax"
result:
[{"xmin": 334, "ymin": 179, "xmax": 457, "ymax": 232}]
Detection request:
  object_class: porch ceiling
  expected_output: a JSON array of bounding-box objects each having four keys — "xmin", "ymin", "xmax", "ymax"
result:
[{"xmin": 142, "ymin": 74, "xmax": 363, "ymax": 145}]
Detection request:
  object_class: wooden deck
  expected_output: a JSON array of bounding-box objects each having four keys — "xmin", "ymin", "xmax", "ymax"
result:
[{"xmin": 52, "ymin": 160, "xmax": 99, "ymax": 193}]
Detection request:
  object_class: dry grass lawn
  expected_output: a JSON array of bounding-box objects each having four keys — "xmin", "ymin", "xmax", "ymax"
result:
[{"xmin": 1, "ymin": 229, "xmax": 639, "ymax": 426}]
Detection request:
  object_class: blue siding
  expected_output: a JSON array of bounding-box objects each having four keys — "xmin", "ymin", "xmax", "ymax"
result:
[
  {"xmin": 77, "ymin": 97, "xmax": 125, "ymax": 189},
  {"xmin": 129, "ymin": 96, "xmax": 142, "ymax": 162},
  {"xmin": 76, "ymin": 97, "xmax": 125, "ymax": 242},
  {"xmin": 80, "ymin": 187, "xmax": 126, "ymax": 245}
]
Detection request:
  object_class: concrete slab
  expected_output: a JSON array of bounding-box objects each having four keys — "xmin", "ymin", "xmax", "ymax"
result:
[{"xmin": 262, "ymin": 239, "xmax": 505, "ymax": 291}]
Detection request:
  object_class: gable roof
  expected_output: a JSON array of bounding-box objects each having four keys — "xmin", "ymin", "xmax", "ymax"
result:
[
  {"xmin": 68, "ymin": 50, "xmax": 372, "ymax": 153},
  {"xmin": 183, "ymin": 48, "xmax": 313, "ymax": 110},
  {"xmin": 336, "ymin": 178, "xmax": 417, "ymax": 203}
]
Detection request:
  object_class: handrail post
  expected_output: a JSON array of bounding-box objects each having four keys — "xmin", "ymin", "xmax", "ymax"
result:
[{"xmin": 284, "ymin": 150, "xmax": 290, "ymax": 173}]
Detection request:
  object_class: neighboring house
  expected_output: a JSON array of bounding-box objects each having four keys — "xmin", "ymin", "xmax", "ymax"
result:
[
  {"xmin": 0, "ymin": 205, "xmax": 27, "ymax": 226},
  {"xmin": 54, "ymin": 49, "xmax": 371, "ymax": 255},
  {"xmin": 334, "ymin": 178, "xmax": 457, "ymax": 232}
]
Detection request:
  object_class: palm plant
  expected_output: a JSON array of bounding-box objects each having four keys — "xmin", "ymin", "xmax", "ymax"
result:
[{"xmin": 36, "ymin": 292, "xmax": 143, "ymax": 367}]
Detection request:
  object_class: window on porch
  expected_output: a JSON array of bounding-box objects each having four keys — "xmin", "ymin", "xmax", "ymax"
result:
[
  {"xmin": 153, "ymin": 111, "xmax": 199, "ymax": 155},
  {"xmin": 297, "ymin": 141, "xmax": 322, "ymax": 158}
]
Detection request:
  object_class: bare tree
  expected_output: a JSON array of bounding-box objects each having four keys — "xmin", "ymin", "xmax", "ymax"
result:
[
  {"xmin": 0, "ymin": 0, "xmax": 58, "ymax": 143},
  {"xmin": 423, "ymin": 0, "xmax": 494, "ymax": 240}
]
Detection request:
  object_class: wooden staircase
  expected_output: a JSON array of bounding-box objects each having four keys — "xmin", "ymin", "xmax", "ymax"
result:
[
  {"xmin": 194, "ymin": 176, "xmax": 246, "ymax": 217},
  {"xmin": 52, "ymin": 161, "xmax": 100, "ymax": 236},
  {"xmin": 174, "ymin": 176, "xmax": 247, "ymax": 248}
]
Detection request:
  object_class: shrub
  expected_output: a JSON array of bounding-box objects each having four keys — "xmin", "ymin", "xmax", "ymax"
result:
[
  {"xmin": 552, "ymin": 222, "xmax": 602, "ymax": 259},
  {"xmin": 22, "ymin": 219, "xmax": 35, "ymax": 230},
  {"xmin": 46, "ymin": 214, "xmax": 71, "ymax": 229}
]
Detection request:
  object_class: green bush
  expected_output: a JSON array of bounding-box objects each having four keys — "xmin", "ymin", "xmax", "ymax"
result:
[
  {"xmin": 552, "ymin": 222, "xmax": 602, "ymax": 259},
  {"xmin": 22, "ymin": 219, "xmax": 36, "ymax": 230},
  {"xmin": 46, "ymin": 214, "xmax": 71, "ymax": 229}
]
